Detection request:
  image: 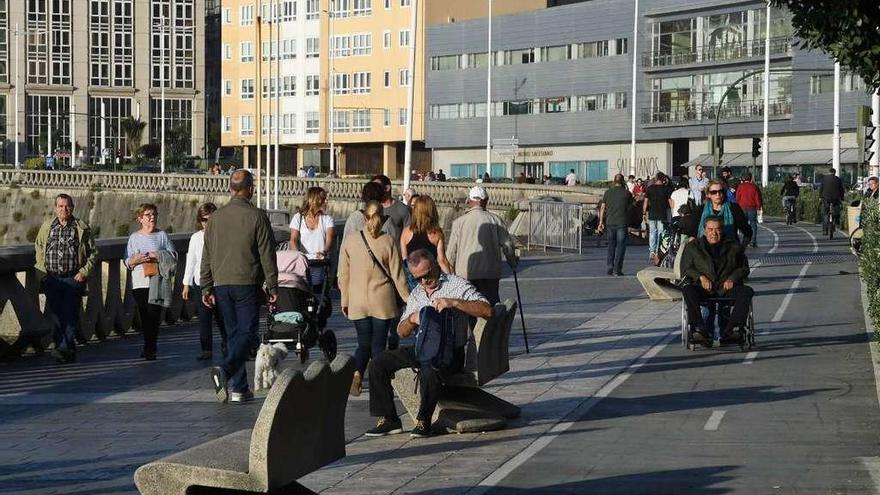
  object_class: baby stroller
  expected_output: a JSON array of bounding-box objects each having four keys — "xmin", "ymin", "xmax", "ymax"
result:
[{"xmin": 262, "ymin": 247, "xmax": 337, "ymax": 364}]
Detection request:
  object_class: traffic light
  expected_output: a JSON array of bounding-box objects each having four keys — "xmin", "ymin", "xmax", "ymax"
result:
[
  {"xmin": 857, "ymin": 105, "xmax": 875, "ymax": 164},
  {"xmin": 866, "ymin": 123, "xmax": 876, "ymax": 164},
  {"xmin": 752, "ymin": 137, "xmax": 762, "ymax": 158}
]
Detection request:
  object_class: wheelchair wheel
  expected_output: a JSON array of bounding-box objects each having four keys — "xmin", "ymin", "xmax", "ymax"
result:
[
  {"xmin": 299, "ymin": 345, "xmax": 309, "ymax": 364},
  {"xmin": 746, "ymin": 305, "xmax": 756, "ymax": 350},
  {"xmin": 319, "ymin": 330, "xmax": 337, "ymax": 361},
  {"xmin": 681, "ymin": 301, "xmax": 696, "ymax": 351}
]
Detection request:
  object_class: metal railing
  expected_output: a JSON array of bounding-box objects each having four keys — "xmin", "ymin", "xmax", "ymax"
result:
[
  {"xmin": 642, "ymin": 97, "xmax": 792, "ymax": 125},
  {"xmin": 642, "ymin": 36, "xmax": 792, "ymax": 68},
  {"xmin": 527, "ymin": 200, "xmax": 583, "ymax": 254}
]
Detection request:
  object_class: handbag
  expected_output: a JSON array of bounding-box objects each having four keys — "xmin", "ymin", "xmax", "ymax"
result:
[
  {"xmin": 359, "ymin": 231, "xmax": 405, "ymax": 308},
  {"xmin": 142, "ymin": 261, "xmax": 158, "ymax": 277}
]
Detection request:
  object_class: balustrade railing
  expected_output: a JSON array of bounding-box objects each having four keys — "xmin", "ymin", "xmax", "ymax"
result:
[
  {"xmin": 642, "ymin": 97, "xmax": 792, "ymax": 125},
  {"xmin": 642, "ymin": 36, "xmax": 792, "ymax": 69}
]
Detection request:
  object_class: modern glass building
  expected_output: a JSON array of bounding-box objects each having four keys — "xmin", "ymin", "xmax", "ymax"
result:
[{"xmin": 425, "ymin": 0, "xmax": 875, "ymax": 184}]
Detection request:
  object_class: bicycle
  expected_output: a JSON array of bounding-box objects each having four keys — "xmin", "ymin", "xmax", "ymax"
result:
[
  {"xmin": 783, "ymin": 198, "xmax": 797, "ymax": 225},
  {"xmin": 655, "ymin": 218, "xmax": 684, "ymax": 269},
  {"xmin": 822, "ymin": 200, "xmax": 840, "ymax": 240}
]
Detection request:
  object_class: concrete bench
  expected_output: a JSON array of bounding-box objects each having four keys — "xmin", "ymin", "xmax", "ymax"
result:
[
  {"xmin": 637, "ymin": 234, "xmax": 689, "ymax": 301},
  {"xmin": 134, "ymin": 354, "xmax": 355, "ymax": 495},
  {"xmin": 391, "ymin": 299, "xmax": 521, "ymax": 434}
]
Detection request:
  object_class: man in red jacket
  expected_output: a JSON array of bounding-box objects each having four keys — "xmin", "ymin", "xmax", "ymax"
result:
[{"xmin": 735, "ymin": 172, "xmax": 763, "ymax": 248}]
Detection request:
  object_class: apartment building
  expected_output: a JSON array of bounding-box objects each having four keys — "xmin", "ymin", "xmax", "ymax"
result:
[
  {"xmin": 220, "ymin": 0, "xmax": 544, "ymax": 178},
  {"xmin": 0, "ymin": 0, "xmax": 206, "ymax": 166},
  {"xmin": 426, "ymin": 0, "xmax": 875, "ymax": 184}
]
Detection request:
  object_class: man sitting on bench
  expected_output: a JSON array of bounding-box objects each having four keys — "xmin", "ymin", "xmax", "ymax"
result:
[{"xmin": 681, "ymin": 216, "xmax": 753, "ymax": 346}]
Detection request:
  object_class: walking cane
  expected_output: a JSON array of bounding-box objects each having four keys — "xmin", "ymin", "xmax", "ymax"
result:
[{"xmin": 512, "ymin": 267, "xmax": 530, "ymax": 354}]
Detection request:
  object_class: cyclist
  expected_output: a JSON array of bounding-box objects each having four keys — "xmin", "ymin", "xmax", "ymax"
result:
[
  {"xmin": 819, "ymin": 167, "xmax": 845, "ymax": 236},
  {"xmin": 780, "ymin": 175, "xmax": 800, "ymax": 224}
]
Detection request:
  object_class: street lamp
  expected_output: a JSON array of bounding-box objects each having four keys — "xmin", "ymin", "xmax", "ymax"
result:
[
  {"xmin": 325, "ymin": 4, "xmax": 336, "ymax": 174},
  {"xmin": 11, "ymin": 24, "xmax": 48, "ymax": 169},
  {"xmin": 153, "ymin": 20, "xmax": 195, "ymax": 175}
]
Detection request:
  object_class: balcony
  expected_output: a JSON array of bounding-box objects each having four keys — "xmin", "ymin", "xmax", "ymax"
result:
[
  {"xmin": 642, "ymin": 97, "xmax": 792, "ymax": 126},
  {"xmin": 642, "ymin": 37, "xmax": 792, "ymax": 69}
]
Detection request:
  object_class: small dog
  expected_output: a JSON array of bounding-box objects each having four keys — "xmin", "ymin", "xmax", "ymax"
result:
[{"xmin": 254, "ymin": 342, "xmax": 288, "ymax": 391}]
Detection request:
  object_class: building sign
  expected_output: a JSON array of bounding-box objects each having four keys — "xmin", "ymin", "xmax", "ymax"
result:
[
  {"xmin": 517, "ymin": 149, "xmax": 554, "ymax": 158},
  {"xmin": 616, "ymin": 156, "xmax": 662, "ymax": 177}
]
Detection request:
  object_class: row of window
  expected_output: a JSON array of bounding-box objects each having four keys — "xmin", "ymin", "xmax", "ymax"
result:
[
  {"xmin": 229, "ymin": 0, "xmax": 411, "ymax": 25},
  {"xmin": 223, "ymin": 68, "xmax": 410, "ymax": 100},
  {"xmin": 232, "ymin": 38, "xmax": 320, "ymax": 62},
  {"xmin": 809, "ymin": 73, "xmax": 867, "ymax": 95},
  {"xmin": 429, "ymin": 92, "xmax": 628, "ymax": 120},
  {"xmin": 223, "ymin": 107, "xmax": 410, "ymax": 136},
  {"xmin": 430, "ymin": 38, "xmax": 628, "ymax": 71}
]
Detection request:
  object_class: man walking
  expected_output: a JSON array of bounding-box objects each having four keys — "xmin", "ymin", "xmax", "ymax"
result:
[
  {"xmin": 735, "ymin": 172, "xmax": 763, "ymax": 248},
  {"xmin": 446, "ymin": 186, "xmax": 517, "ymax": 305},
  {"xmin": 689, "ymin": 166, "xmax": 709, "ymax": 206},
  {"xmin": 202, "ymin": 170, "xmax": 278, "ymax": 404},
  {"xmin": 372, "ymin": 174, "xmax": 410, "ymax": 241},
  {"xmin": 643, "ymin": 173, "xmax": 673, "ymax": 264},
  {"xmin": 598, "ymin": 174, "xmax": 634, "ymax": 276},
  {"xmin": 565, "ymin": 169, "xmax": 578, "ymax": 186},
  {"xmin": 34, "ymin": 194, "xmax": 98, "ymax": 363}
]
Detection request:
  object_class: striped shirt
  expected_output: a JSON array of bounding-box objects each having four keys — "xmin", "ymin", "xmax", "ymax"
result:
[
  {"xmin": 125, "ymin": 231, "xmax": 177, "ymax": 289},
  {"xmin": 401, "ymin": 273, "xmax": 488, "ymax": 346}
]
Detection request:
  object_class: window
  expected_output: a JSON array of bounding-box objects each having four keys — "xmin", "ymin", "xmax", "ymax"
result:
[
  {"xmin": 306, "ymin": 37, "xmax": 319, "ymax": 58},
  {"xmin": 281, "ymin": 113, "xmax": 296, "ymax": 134},
  {"xmin": 615, "ymin": 38, "xmax": 628, "ymax": 55},
  {"xmin": 279, "ymin": 0, "xmax": 296, "ymax": 21},
  {"xmin": 385, "ymin": 0, "xmax": 391, "ymax": 8},
  {"xmin": 810, "ymin": 75, "xmax": 833, "ymax": 95},
  {"xmin": 539, "ymin": 45, "xmax": 568, "ymax": 63},
  {"xmin": 542, "ymin": 97, "xmax": 568, "ymax": 113},
  {"xmin": 331, "ymin": 35, "xmax": 351, "ymax": 57},
  {"xmin": 465, "ymin": 102, "xmax": 487, "ymax": 118},
  {"xmin": 280, "ymin": 39, "xmax": 296, "ymax": 60},
  {"xmin": 90, "ymin": 0, "xmax": 132, "ymax": 87},
  {"xmin": 149, "ymin": 97, "xmax": 191, "ymax": 147},
  {"xmin": 306, "ymin": 75, "xmax": 320, "ymax": 95},
  {"xmin": 223, "ymin": 8, "xmax": 231, "ymax": 23},
  {"xmin": 576, "ymin": 94, "xmax": 608, "ymax": 111},
  {"xmin": 151, "ymin": 0, "xmax": 195, "ymax": 90},
  {"xmin": 223, "ymin": 43, "xmax": 231, "ymax": 59},
  {"xmin": 399, "ymin": 108, "xmax": 408, "ymax": 126},
  {"xmin": 383, "ymin": 109, "xmax": 391, "ymax": 126},
  {"xmin": 352, "ymin": 110, "xmax": 371, "ymax": 132},
  {"xmin": 399, "ymin": 29, "xmax": 411, "ymax": 48},
  {"xmin": 844, "ymin": 73, "xmax": 866, "ymax": 93},
  {"xmin": 222, "ymin": 116, "xmax": 231, "ymax": 133},
  {"xmin": 613, "ymin": 92, "xmax": 627, "ymax": 109},
  {"xmin": 383, "ymin": 70, "xmax": 391, "ymax": 87},
  {"xmin": 262, "ymin": 78, "xmax": 278, "ymax": 98},
  {"xmin": 431, "ymin": 54, "xmax": 460, "ymax": 71},
  {"xmin": 241, "ymin": 41, "xmax": 254, "ymax": 62},
  {"xmin": 261, "ymin": 114, "xmax": 275, "ymax": 134},
  {"xmin": 429, "ymin": 104, "xmax": 461, "ymax": 120},
  {"xmin": 399, "ymin": 68, "xmax": 410, "ymax": 86},
  {"xmin": 333, "ymin": 110, "xmax": 350, "ymax": 132},
  {"xmin": 240, "ymin": 115, "xmax": 254, "ymax": 135},
  {"xmin": 241, "ymin": 79, "xmax": 255, "ymax": 99},
  {"xmin": 503, "ymin": 100, "xmax": 533, "ymax": 116},
  {"xmin": 503, "ymin": 48, "xmax": 534, "ymax": 65},
  {"xmin": 223, "ymin": 80, "xmax": 232, "ymax": 96},
  {"xmin": 352, "ymin": 72, "xmax": 371, "ymax": 94},
  {"xmin": 332, "ymin": 0, "xmax": 351, "ymax": 17},
  {"xmin": 352, "ymin": 33, "xmax": 372, "ymax": 56},
  {"xmin": 383, "ymin": 30, "xmax": 391, "ymax": 49},
  {"xmin": 305, "ymin": 112, "xmax": 319, "ymax": 133},
  {"xmin": 353, "ymin": 0, "xmax": 371, "ymax": 16},
  {"xmin": 465, "ymin": 52, "xmax": 489, "ymax": 69},
  {"xmin": 282, "ymin": 76, "xmax": 296, "ymax": 96},
  {"xmin": 400, "ymin": 0, "xmax": 410, "ymax": 6},
  {"xmin": 333, "ymin": 73, "xmax": 350, "ymax": 95},
  {"xmin": 306, "ymin": 0, "xmax": 319, "ymax": 19},
  {"xmin": 241, "ymin": 4, "xmax": 254, "ymax": 25},
  {"xmin": 27, "ymin": 95, "xmax": 71, "ymax": 154},
  {"xmin": 578, "ymin": 40, "xmax": 609, "ymax": 58}
]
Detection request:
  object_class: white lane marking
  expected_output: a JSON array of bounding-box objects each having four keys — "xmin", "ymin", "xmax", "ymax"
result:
[
  {"xmin": 470, "ymin": 331, "xmax": 677, "ymax": 493},
  {"xmin": 743, "ymin": 351, "xmax": 759, "ymax": 364},
  {"xmin": 760, "ymin": 224, "xmax": 779, "ymax": 254},
  {"xmin": 501, "ymin": 275, "xmax": 629, "ymax": 282},
  {"xmin": 772, "ymin": 262, "xmax": 812, "ymax": 323},
  {"xmin": 857, "ymin": 457, "xmax": 880, "ymax": 493},
  {"xmin": 704, "ymin": 410, "xmax": 727, "ymax": 431},
  {"xmin": 793, "ymin": 225, "xmax": 819, "ymax": 253}
]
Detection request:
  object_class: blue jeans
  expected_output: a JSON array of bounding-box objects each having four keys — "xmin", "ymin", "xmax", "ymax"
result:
[
  {"xmin": 214, "ymin": 285, "xmax": 261, "ymax": 393},
  {"xmin": 353, "ymin": 317, "xmax": 393, "ymax": 374},
  {"xmin": 743, "ymin": 208, "xmax": 758, "ymax": 246},
  {"xmin": 43, "ymin": 275, "xmax": 84, "ymax": 356},
  {"xmin": 606, "ymin": 225, "xmax": 628, "ymax": 273},
  {"xmin": 191, "ymin": 285, "xmax": 227, "ymax": 353},
  {"xmin": 647, "ymin": 219, "xmax": 665, "ymax": 255}
]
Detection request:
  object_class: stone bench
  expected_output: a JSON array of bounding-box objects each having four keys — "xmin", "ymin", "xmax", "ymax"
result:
[
  {"xmin": 637, "ymin": 234, "xmax": 689, "ymax": 301},
  {"xmin": 391, "ymin": 299, "xmax": 521, "ymax": 434},
  {"xmin": 134, "ymin": 354, "xmax": 355, "ymax": 495}
]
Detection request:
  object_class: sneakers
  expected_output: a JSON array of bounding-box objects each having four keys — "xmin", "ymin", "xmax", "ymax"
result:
[
  {"xmin": 365, "ymin": 417, "xmax": 403, "ymax": 437},
  {"xmin": 410, "ymin": 420, "xmax": 432, "ymax": 438},
  {"xmin": 350, "ymin": 371, "xmax": 363, "ymax": 397},
  {"xmin": 720, "ymin": 329, "xmax": 743, "ymax": 345},
  {"xmin": 210, "ymin": 366, "xmax": 228, "ymax": 403},
  {"xmin": 689, "ymin": 326, "xmax": 711, "ymax": 345},
  {"xmin": 196, "ymin": 350, "xmax": 213, "ymax": 361},
  {"xmin": 607, "ymin": 268, "xmax": 614, "ymax": 276},
  {"xmin": 229, "ymin": 390, "xmax": 255, "ymax": 404}
]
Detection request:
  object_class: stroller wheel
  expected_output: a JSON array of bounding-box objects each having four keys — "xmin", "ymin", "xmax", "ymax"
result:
[
  {"xmin": 319, "ymin": 330, "xmax": 337, "ymax": 361},
  {"xmin": 299, "ymin": 346, "xmax": 309, "ymax": 364}
]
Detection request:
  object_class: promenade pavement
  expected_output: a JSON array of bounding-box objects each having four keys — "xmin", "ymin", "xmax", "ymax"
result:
[{"xmin": 2, "ymin": 222, "xmax": 879, "ymax": 494}]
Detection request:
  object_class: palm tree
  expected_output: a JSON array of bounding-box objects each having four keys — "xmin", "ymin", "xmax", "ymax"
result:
[{"xmin": 119, "ymin": 117, "xmax": 147, "ymax": 161}]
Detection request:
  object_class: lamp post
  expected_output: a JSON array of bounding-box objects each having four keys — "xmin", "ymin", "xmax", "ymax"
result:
[
  {"xmin": 12, "ymin": 24, "xmax": 48, "ymax": 169},
  {"xmin": 403, "ymin": 0, "xmax": 418, "ymax": 188},
  {"xmin": 761, "ymin": 1, "xmax": 771, "ymax": 186},
  {"xmin": 485, "ymin": 0, "xmax": 492, "ymax": 179},
  {"xmin": 629, "ymin": 0, "xmax": 639, "ymax": 177},
  {"xmin": 328, "ymin": 3, "xmax": 336, "ymax": 174},
  {"xmin": 154, "ymin": 20, "xmax": 195, "ymax": 175}
]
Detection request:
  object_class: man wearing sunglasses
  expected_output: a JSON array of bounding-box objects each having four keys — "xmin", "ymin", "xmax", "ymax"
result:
[
  {"xmin": 689, "ymin": 166, "xmax": 709, "ymax": 206},
  {"xmin": 366, "ymin": 249, "xmax": 492, "ymax": 439}
]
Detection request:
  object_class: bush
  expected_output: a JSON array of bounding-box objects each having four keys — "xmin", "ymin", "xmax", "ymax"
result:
[
  {"xmin": 23, "ymin": 157, "xmax": 45, "ymax": 170},
  {"xmin": 758, "ymin": 183, "xmax": 860, "ymax": 229},
  {"xmin": 12, "ymin": 211, "xmax": 23, "ymax": 222},
  {"xmin": 859, "ymin": 199, "xmax": 880, "ymax": 343},
  {"xmin": 115, "ymin": 224, "xmax": 130, "ymax": 237},
  {"xmin": 29, "ymin": 190, "xmax": 40, "ymax": 199}
]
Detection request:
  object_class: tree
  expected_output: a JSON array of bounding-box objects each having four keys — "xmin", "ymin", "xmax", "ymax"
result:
[
  {"xmin": 119, "ymin": 117, "xmax": 147, "ymax": 160},
  {"xmin": 771, "ymin": 0, "xmax": 880, "ymax": 90},
  {"xmin": 166, "ymin": 124, "xmax": 192, "ymax": 170}
]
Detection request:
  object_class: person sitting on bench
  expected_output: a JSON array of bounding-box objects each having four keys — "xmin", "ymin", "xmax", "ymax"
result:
[
  {"xmin": 681, "ymin": 215, "xmax": 753, "ymax": 346},
  {"xmin": 365, "ymin": 249, "xmax": 492, "ymax": 439}
]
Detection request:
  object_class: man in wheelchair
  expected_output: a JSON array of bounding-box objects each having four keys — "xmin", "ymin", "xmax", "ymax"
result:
[{"xmin": 681, "ymin": 216, "xmax": 753, "ymax": 346}]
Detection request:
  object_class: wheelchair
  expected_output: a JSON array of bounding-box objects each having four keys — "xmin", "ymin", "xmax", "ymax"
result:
[{"xmin": 681, "ymin": 295, "xmax": 756, "ymax": 351}]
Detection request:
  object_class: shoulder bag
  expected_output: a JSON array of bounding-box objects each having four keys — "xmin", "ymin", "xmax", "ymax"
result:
[{"xmin": 359, "ymin": 231, "xmax": 405, "ymax": 308}]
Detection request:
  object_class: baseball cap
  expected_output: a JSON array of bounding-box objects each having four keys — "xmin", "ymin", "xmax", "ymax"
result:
[{"xmin": 468, "ymin": 186, "xmax": 488, "ymax": 201}]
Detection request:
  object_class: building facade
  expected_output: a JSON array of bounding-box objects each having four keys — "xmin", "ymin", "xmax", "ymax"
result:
[
  {"xmin": 425, "ymin": 0, "xmax": 875, "ymax": 184},
  {"xmin": 0, "ymin": 0, "xmax": 206, "ymax": 167}
]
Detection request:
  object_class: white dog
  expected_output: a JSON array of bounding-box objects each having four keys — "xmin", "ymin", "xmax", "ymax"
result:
[{"xmin": 253, "ymin": 342, "xmax": 288, "ymax": 391}]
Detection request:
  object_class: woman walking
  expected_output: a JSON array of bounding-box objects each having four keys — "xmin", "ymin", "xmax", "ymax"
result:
[
  {"xmin": 290, "ymin": 187, "xmax": 335, "ymax": 289},
  {"xmin": 338, "ymin": 201, "xmax": 409, "ymax": 396},
  {"xmin": 182, "ymin": 203, "xmax": 227, "ymax": 360},
  {"xmin": 125, "ymin": 204, "xmax": 177, "ymax": 360},
  {"xmin": 399, "ymin": 195, "xmax": 451, "ymax": 288}
]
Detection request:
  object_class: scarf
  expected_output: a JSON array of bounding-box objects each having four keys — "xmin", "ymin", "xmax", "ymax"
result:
[{"xmin": 697, "ymin": 201, "xmax": 736, "ymax": 240}]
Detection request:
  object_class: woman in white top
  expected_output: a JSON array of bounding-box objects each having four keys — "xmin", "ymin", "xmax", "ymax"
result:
[
  {"xmin": 289, "ymin": 186, "xmax": 335, "ymax": 289},
  {"xmin": 125, "ymin": 203, "xmax": 177, "ymax": 360},
  {"xmin": 182, "ymin": 203, "xmax": 227, "ymax": 361},
  {"xmin": 670, "ymin": 176, "xmax": 692, "ymax": 217}
]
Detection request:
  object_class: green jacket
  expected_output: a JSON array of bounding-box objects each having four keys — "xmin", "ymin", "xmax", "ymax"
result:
[
  {"xmin": 33, "ymin": 216, "xmax": 98, "ymax": 280},
  {"xmin": 200, "ymin": 197, "xmax": 278, "ymax": 295},
  {"xmin": 680, "ymin": 237, "xmax": 750, "ymax": 287}
]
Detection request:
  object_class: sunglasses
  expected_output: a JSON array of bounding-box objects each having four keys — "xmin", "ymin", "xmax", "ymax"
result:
[
  {"xmin": 414, "ymin": 266, "xmax": 439, "ymax": 284},
  {"xmin": 707, "ymin": 189, "xmax": 724, "ymax": 195},
  {"xmin": 696, "ymin": 169, "xmax": 704, "ymax": 172}
]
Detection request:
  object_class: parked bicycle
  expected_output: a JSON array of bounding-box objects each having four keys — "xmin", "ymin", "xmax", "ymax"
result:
[{"xmin": 656, "ymin": 217, "xmax": 685, "ymax": 269}]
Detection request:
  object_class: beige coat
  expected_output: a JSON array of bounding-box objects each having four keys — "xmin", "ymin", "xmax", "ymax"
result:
[{"xmin": 338, "ymin": 230, "xmax": 410, "ymax": 320}]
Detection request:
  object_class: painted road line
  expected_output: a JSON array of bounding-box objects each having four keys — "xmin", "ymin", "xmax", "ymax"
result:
[
  {"xmin": 501, "ymin": 275, "xmax": 631, "ymax": 282},
  {"xmin": 793, "ymin": 225, "xmax": 819, "ymax": 253},
  {"xmin": 772, "ymin": 262, "xmax": 812, "ymax": 323},
  {"xmin": 760, "ymin": 224, "xmax": 780, "ymax": 254},
  {"xmin": 704, "ymin": 410, "xmax": 727, "ymax": 431},
  {"xmin": 470, "ymin": 330, "xmax": 677, "ymax": 493},
  {"xmin": 743, "ymin": 351, "xmax": 759, "ymax": 364}
]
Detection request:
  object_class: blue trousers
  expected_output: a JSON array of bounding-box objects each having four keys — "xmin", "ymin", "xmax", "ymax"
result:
[
  {"xmin": 353, "ymin": 317, "xmax": 393, "ymax": 374},
  {"xmin": 214, "ymin": 285, "xmax": 261, "ymax": 393},
  {"xmin": 605, "ymin": 225, "xmax": 628, "ymax": 273},
  {"xmin": 44, "ymin": 275, "xmax": 84, "ymax": 356},
  {"xmin": 743, "ymin": 208, "xmax": 758, "ymax": 246}
]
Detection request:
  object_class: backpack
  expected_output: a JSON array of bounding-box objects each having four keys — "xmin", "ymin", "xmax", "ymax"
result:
[{"xmin": 414, "ymin": 306, "xmax": 457, "ymax": 371}]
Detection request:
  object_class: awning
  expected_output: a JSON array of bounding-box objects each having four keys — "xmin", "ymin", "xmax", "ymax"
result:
[{"xmin": 680, "ymin": 148, "xmax": 861, "ymax": 170}]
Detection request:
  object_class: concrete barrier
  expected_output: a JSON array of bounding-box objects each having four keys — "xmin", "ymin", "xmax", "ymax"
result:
[
  {"xmin": 134, "ymin": 354, "xmax": 355, "ymax": 495},
  {"xmin": 392, "ymin": 300, "xmax": 521, "ymax": 433}
]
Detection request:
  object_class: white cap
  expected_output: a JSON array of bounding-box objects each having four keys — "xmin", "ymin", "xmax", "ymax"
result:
[{"xmin": 468, "ymin": 186, "xmax": 488, "ymax": 201}]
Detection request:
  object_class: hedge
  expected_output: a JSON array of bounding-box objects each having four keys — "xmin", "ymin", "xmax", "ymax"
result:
[
  {"xmin": 757, "ymin": 183, "xmax": 861, "ymax": 229},
  {"xmin": 858, "ymin": 199, "xmax": 880, "ymax": 342}
]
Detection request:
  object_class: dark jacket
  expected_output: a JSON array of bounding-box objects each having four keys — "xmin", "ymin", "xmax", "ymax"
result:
[
  {"xmin": 820, "ymin": 174, "xmax": 845, "ymax": 203},
  {"xmin": 681, "ymin": 237, "xmax": 750, "ymax": 289},
  {"xmin": 781, "ymin": 181, "xmax": 800, "ymax": 198},
  {"xmin": 34, "ymin": 217, "xmax": 98, "ymax": 282},
  {"xmin": 701, "ymin": 202, "xmax": 753, "ymax": 246},
  {"xmin": 200, "ymin": 197, "xmax": 278, "ymax": 295}
]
